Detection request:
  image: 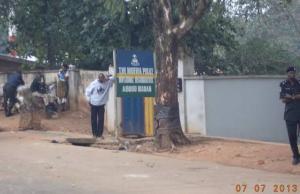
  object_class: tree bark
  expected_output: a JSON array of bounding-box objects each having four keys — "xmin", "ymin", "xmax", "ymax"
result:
[
  {"xmin": 152, "ymin": 0, "xmax": 210, "ymax": 149},
  {"xmin": 153, "ymin": 1, "xmax": 191, "ymax": 149},
  {"xmin": 154, "ymin": 34, "xmax": 191, "ymax": 149}
]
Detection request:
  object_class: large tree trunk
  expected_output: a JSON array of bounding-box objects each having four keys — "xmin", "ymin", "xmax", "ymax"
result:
[
  {"xmin": 154, "ymin": 34, "xmax": 191, "ymax": 149},
  {"xmin": 153, "ymin": 2, "xmax": 190, "ymax": 149},
  {"xmin": 152, "ymin": 0, "xmax": 209, "ymax": 149}
]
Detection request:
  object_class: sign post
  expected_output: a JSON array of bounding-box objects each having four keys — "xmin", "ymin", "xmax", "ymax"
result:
[{"xmin": 115, "ymin": 49, "xmax": 156, "ymax": 97}]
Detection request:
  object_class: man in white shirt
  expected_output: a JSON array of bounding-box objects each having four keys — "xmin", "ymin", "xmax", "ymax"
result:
[{"xmin": 85, "ymin": 73, "xmax": 115, "ymax": 138}]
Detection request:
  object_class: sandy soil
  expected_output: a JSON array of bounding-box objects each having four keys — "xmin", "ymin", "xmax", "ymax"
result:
[
  {"xmin": 42, "ymin": 111, "xmax": 91, "ymax": 135},
  {"xmin": 0, "ymin": 110, "xmax": 299, "ymax": 175},
  {"xmin": 157, "ymin": 137, "xmax": 300, "ymax": 175},
  {"xmin": 0, "ymin": 110, "xmax": 91, "ymax": 135}
]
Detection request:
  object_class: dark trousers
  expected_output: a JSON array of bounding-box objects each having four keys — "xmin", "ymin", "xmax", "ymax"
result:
[
  {"xmin": 285, "ymin": 120, "xmax": 300, "ymax": 159},
  {"xmin": 90, "ymin": 104, "xmax": 105, "ymax": 137},
  {"xmin": 3, "ymin": 84, "xmax": 17, "ymax": 117}
]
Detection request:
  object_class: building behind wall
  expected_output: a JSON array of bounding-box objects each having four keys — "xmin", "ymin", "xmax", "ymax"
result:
[{"xmin": 0, "ymin": 54, "xmax": 34, "ymax": 73}]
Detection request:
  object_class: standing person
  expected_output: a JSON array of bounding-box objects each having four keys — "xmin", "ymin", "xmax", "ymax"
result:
[
  {"xmin": 280, "ymin": 66, "xmax": 300, "ymax": 165},
  {"xmin": 3, "ymin": 70, "xmax": 25, "ymax": 117},
  {"xmin": 57, "ymin": 64, "xmax": 69, "ymax": 111},
  {"xmin": 85, "ymin": 73, "xmax": 115, "ymax": 138}
]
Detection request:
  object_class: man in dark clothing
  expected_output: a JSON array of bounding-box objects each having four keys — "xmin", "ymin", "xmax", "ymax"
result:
[
  {"xmin": 280, "ymin": 66, "xmax": 300, "ymax": 165},
  {"xmin": 30, "ymin": 73, "xmax": 46, "ymax": 94},
  {"xmin": 3, "ymin": 71, "xmax": 25, "ymax": 117},
  {"xmin": 30, "ymin": 72, "xmax": 57, "ymax": 117}
]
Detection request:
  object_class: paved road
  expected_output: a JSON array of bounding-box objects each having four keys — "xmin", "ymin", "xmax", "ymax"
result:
[{"xmin": 0, "ymin": 131, "xmax": 299, "ymax": 194}]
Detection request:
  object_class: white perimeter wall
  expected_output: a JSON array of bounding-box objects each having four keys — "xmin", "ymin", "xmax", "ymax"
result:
[
  {"xmin": 182, "ymin": 76, "xmax": 288, "ymax": 143},
  {"xmin": 184, "ymin": 78, "xmax": 206, "ymax": 134}
]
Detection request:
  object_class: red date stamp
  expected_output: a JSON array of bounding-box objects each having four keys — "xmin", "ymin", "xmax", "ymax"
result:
[{"xmin": 235, "ymin": 184, "xmax": 298, "ymax": 193}]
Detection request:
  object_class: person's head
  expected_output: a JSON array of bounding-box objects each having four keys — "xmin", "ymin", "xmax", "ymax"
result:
[
  {"xmin": 98, "ymin": 73, "xmax": 106, "ymax": 83},
  {"xmin": 36, "ymin": 71, "xmax": 44, "ymax": 81},
  {"xmin": 61, "ymin": 63, "xmax": 69, "ymax": 70},
  {"xmin": 286, "ymin": 66, "xmax": 296, "ymax": 80}
]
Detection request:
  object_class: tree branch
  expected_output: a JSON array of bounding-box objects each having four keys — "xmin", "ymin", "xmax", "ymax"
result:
[
  {"xmin": 160, "ymin": 0, "xmax": 173, "ymax": 30},
  {"xmin": 179, "ymin": 0, "xmax": 191, "ymax": 21},
  {"xmin": 172, "ymin": 0, "xmax": 210, "ymax": 39}
]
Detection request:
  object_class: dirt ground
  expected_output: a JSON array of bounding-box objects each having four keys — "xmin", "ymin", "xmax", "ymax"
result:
[
  {"xmin": 0, "ymin": 110, "xmax": 299, "ymax": 175},
  {"xmin": 157, "ymin": 137, "xmax": 300, "ymax": 175},
  {"xmin": 0, "ymin": 110, "xmax": 91, "ymax": 135}
]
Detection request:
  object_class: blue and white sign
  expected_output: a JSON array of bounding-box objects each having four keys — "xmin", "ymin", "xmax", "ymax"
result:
[{"xmin": 115, "ymin": 49, "xmax": 156, "ymax": 97}]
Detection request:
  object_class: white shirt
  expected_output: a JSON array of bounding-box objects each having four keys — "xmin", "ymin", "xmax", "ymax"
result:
[{"xmin": 85, "ymin": 77, "xmax": 114, "ymax": 106}]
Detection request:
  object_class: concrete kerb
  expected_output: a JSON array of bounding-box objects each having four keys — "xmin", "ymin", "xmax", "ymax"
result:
[
  {"xmin": 40, "ymin": 130, "xmax": 155, "ymax": 152},
  {"xmin": 46, "ymin": 131, "xmax": 287, "ymax": 152},
  {"xmin": 185, "ymin": 133, "xmax": 289, "ymax": 146}
]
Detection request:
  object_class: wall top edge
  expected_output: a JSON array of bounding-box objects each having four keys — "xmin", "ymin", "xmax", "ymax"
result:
[{"xmin": 184, "ymin": 75, "xmax": 287, "ymax": 80}]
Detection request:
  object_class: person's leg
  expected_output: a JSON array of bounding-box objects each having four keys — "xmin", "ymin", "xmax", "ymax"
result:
[
  {"xmin": 8, "ymin": 87, "xmax": 17, "ymax": 115},
  {"xmin": 98, "ymin": 105, "xmax": 105, "ymax": 137},
  {"xmin": 64, "ymin": 81, "xmax": 69, "ymax": 99},
  {"xmin": 57, "ymin": 81, "xmax": 66, "ymax": 111},
  {"xmin": 286, "ymin": 120, "xmax": 300, "ymax": 163},
  {"xmin": 4, "ymin": 85, "xmax": 16, "ymax": 116},
  {"xmin": 90, "ymin": 105, "xmax": 98, "ymax": 137},
  {"xmin": 3, "ymin": 85, "xmax": 9, "ymax": 116},
  {"xmin": 94, "ymin": 106, "xmax": 101, "ymax": 137},
  {"xmin": 62, "ymin": 81, "xmax": 69, "ymax": 111}
]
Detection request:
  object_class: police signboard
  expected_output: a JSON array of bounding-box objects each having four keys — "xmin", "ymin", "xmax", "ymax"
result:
[{"xmin": 115, "ymin": 49, "xmax": 156, "ymax": 97}]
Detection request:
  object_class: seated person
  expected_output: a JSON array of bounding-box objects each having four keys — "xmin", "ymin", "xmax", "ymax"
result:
[
  {"xmin": 30, "ymin": 72, "xmax": 46, "ymax": 94},
  {"xmin": 30, "ymin": 72, "xmax": 50, "ymax": 109}
]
